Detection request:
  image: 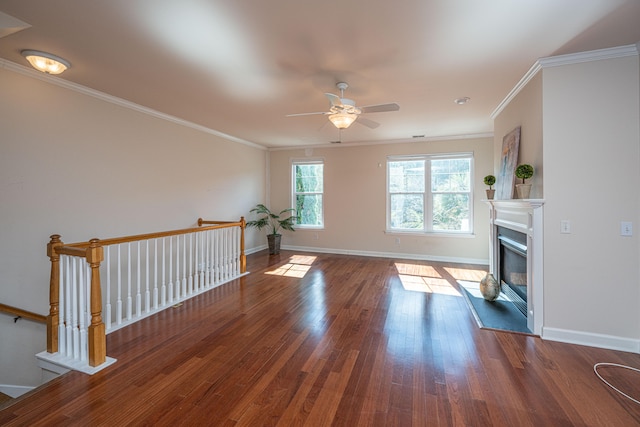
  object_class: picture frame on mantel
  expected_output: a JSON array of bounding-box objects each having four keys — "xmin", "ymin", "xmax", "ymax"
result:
[{"xmin": 496, "ymin": 126, "xmax": 521, "ymax": 199}]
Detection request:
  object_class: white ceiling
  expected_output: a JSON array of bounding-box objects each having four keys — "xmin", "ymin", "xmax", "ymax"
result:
[{"xmin": 1, "ymin": 0, "xmax": 640, "ymax": 148}]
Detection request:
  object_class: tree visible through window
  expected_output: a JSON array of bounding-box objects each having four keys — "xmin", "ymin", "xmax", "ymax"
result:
[
  {"xmin": 388, "ymin": 154, "xmax": 472, "ymax": 233},
  {"xmin": 293, "ymin": 160, "xmax": 323, "ymax": 227}
]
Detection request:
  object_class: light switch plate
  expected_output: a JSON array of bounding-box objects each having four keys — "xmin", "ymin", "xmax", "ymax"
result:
[
  {"xmin": 560, "ymin": 220, "xmax": 571, "ymax": 234},
  {"xmin": 621, "ymin": 221, "xmax": 633, "ymax": 236}
]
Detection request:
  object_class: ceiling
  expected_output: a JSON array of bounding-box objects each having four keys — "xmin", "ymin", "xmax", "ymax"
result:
[{"xmin": 1, "ymin": 1, "xmax": 640, "ymax": 149}]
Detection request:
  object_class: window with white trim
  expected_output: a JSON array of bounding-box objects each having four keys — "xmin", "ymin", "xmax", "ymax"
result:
[
  {"xmin": 292, "ymin": 159, "xmax": 324, "ymax": 228},
  {"xmin": 387, "ymin": 153, "xmax": 473, "ymax": 233}
]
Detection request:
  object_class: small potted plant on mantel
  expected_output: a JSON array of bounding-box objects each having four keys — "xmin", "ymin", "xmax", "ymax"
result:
[
  {"xmin": 246, "ymin": 204, "xmax": 296, "ymax": 255},
  {"xmin": 483, "ymin": 175, "xmax": 496, "ymax": 200},
  {"xmin": 515, "ymin": 164, "xmax": 534, "ymax": 199}
]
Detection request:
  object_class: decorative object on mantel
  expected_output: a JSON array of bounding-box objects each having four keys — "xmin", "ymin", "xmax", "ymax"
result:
[
  {"xmin": 479, "ymin": 273, "xmax": 500, "ymax": 301},
  {"xmin": 483, "ymin": 175, "xmax": 496, "ymax": 199},
  {"xmin": 496, "ymin": 126, "xmax": 520, "ymax": 200},
  {"xmin": 515, "ymin": 164, "xmax": 534, "ymax": 199}
]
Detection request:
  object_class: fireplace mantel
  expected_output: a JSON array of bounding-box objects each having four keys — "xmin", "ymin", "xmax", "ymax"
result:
[{"xmin": 485, "ymin": 199, "xmax": 545, "ymax": 335}]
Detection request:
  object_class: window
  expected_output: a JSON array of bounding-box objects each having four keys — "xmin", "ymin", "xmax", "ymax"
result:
[
  {"xmin": 292, "ymin": 159, "xmax": 324, "ymax": 228},
  {"xmin": 387, "ymin": 154, "xmax": 472, "ymax": 233}
]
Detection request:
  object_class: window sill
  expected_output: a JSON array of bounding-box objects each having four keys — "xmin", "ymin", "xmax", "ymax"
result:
[{"xmin": 384, "ymin": 230, "xmax": 475, "ymax": 238}]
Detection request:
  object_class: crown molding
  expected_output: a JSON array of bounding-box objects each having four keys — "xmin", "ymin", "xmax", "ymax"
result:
[
  {"xmin": 491, "ymin": 44, "xmax": 640, "ymax": 120},
  {"xmin": 0, "ymin": 58, "xmax": 266, "ymax": 151},
  {"xmin": 538, "ymin": 43, "xmax": 639, "ymax": 68},
  {"xmin": 268, "ymin": 132, "xmax": 495, "ymax": 151}
]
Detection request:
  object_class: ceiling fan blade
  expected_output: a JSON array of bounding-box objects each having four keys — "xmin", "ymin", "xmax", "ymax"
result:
[
  {"xmin": 325, "ymin": 93, "xmax": 341, "ymax": 107},
  {"xmin": 355, "ymin": 116, "xmax": 380, "ymax": 129},
  {"xmin": 360, "ymin": 103, "xmax": 400, "ymax": 114},
  {"xmin": 286, "ymin": 111, "xmax": 328, "ymax": 117}
]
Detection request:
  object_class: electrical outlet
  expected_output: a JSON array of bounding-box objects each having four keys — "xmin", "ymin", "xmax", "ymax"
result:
[
  {"xmin": 621, "ymin": 221, "xmax": 633, "ymax": 236},
  {"xmin": 560, "ymin": 220, "xmax": 571, "ymax": 234},
  {"xmin": 395, "ymin": 237, "xmax": 401, "ymax": 245},
  {"xmin": 313, "ymin": 233, "xmax": 319, "ymax": 240}
]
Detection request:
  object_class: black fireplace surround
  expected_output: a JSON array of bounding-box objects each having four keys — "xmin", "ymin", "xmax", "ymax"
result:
[{"xmin": 497, "ymin": 226, "xmax": 527, "ymax": 316}]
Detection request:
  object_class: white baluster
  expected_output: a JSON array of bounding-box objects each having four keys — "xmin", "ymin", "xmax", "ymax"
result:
[
  {"xmin": 116, "ymin": 245, "xmax": 122, "ymax": 325},
  {"xmin": 58, "ymin": 255, "xmax": 66, "ymax": 354},
  {"xmin": 214, "ymin": 229, "xmax": 218, "ymax": 284},
  {"xmin": 220, "ymin": 228, "xmax": 229, "ymax": 281},
  {"xmin": 105, "ymin": 246, "xmax": 112, "ymax": 330},
  {"xmin": 174, "ymin": 235, "xmax": 180, "ymax": 300},
  {"xmin": 126, "ymin": 243, "xmax": 132, "ymax": 321},
  {"xmin": 235, "ymin": 227, "xmax": 240, "ymax": 275},
  {"xmin": 154, "ymin": 239, "xmax": 159, "ymax": 309},
  {"xmin": 78, "ymin": 261, "xmax": 87, "ymax": 362},
  {"xmin": 71, "ymin": 257, "xmax": 79, "ymax": 360},
  {"xmin": 161, "ymin": 238, "xmax": 167, "ymax": 306},
  {"xmin": 145, "ymin": 240, "xmax": 151, "ymax": 313},
  {"xmin": 188, "ymin": 233, "xmax": 193, "ymax": 295},
  {"xmin": 135, "ymin": 241, "xmax": 141, "ymax": 318},
  {"xmin": 205, "ymin": 231, "xmax": 211, "ymax": 287},
  {"xmin": 182, "ymin": 233, "xmax": 187, "ymax": 297},
  {"xmin": 196, "ymin": 232, "xmax": 203, "ymax": 291},
  {"xmin": 216, "ymin": 229, "xmax": 221, "ymax": 283},
  {"xmin": 65, "ymin": 255, "xmax": 72, "ymax": 356},
  {"xmin": 168, "ymin": 237, "xmax": 174, "ymax": 302}
]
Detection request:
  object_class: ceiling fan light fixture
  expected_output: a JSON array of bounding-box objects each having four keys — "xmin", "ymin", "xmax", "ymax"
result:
[
  {"xmin": 329, "ymin": 112, "xmax": 357, "ymax": 129},
  {"xmin": 21, "ymin": 50, "xmax": 70, "ymax": 74}
]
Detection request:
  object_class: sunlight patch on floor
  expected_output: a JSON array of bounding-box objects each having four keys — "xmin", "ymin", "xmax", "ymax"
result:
[
  {"xmin": 443, "ymin": 267, "xmax": 487, "ymax": 282},
  {"xmin": 288, "ymin": 255, "xmax": 317, "ymax": 265},
  {"xmin": 394, "ymin": 262, "xmax": 486, "ymax": 296},
  {"xmin": 398, "ymin": 274, "xmax": 462, "ymax": 296},
  {"xmin": 395, "ymin": 263, "xmax": 441, "ymax": 278},
  {"xmin": 265, "ymin": 254, "xmax": 317, "ymax": 278}
]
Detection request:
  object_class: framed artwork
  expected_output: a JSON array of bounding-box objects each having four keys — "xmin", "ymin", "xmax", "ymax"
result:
[{"xmin": 496, "ymin": 126, "xmax": 520, "ymax": 200}]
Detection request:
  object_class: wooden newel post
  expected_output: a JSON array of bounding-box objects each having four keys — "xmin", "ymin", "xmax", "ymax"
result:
[
  {"xmin": 47, "ymin": 235, "xmax": 63, "ymax": 353},
  {"xmin": 240, "ymin": 216, "xmax": 246, "ymax": 273},
  {"xmin": 86, "ymin": 238, "xmax": 106, "ymax": 367}
]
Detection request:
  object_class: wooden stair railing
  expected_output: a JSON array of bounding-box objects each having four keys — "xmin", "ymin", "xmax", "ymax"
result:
[
  {"xmin": 42, "ymin": 218, "xmax": 246, "ymax": 373},
  {"xmin": 0, "ymin": 303, "xmax": 47, "ymax": 323}
]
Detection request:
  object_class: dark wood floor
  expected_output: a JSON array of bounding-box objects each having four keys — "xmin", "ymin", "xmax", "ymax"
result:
[{"xmin": 1, "ymin": 251, "xmax": 639, "ymax": 426}]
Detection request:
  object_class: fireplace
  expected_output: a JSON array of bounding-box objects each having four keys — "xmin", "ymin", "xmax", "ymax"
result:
[
  {"xmin": 486, "ymin": 199, "xmax": 544, "ymax": 335},
  {"xmin": 497, "ymin": 226, "xmax": 527, "ymax": 316}
]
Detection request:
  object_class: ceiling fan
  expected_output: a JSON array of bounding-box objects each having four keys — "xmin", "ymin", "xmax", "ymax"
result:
[{"xmin": 286, "ymin": 82, "xmax": 399, "ymax": 130}]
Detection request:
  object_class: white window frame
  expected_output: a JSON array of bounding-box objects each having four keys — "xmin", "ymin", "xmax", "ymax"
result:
[
  {"xmin": 386, "ymin": 153, "xmax": 474, "ymax": 235},
  {"xmin": 291, "ymin": 158, "xmax": 324, "ymax": 229}
]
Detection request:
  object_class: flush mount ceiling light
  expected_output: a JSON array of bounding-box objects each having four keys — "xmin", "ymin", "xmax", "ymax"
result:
[
  {"xmin": 454, "ymin": 97, "xmax": 471, "ymax": 105},
  {"xmin": 21, "ymin": 50, "xmax": 70, "ymax": 74},
  {"xmin": 328, "ymin": 112, "xmax": 358, "ymax": 129}
]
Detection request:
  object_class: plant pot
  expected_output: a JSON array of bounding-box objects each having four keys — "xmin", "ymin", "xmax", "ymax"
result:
[
  {"xmin": 480, "ymin": 273, "xmax": 500, "ymax": 301},
  {"xmin": 267, "ymin": 234, "xmax": 282, "ymax": 255},
  {"xmin": 516, "ymin": 183, "xmax": 532, "ymax": 199},
  {"xmin": 486, "ymin": 189, "xmax": 495, "ymax": 200}
]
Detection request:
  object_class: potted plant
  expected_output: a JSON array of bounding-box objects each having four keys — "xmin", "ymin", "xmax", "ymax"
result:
[
  {"xmin": 483, "ymin": 175, "xmax": 496, "ymax": 200},
  {"xmin": 246, "ymin": 204, "xmax": 296, "ymax": 255},
  {"xmin": 515, "ymin": 164, "xmax": 534, "ymax": 199}
]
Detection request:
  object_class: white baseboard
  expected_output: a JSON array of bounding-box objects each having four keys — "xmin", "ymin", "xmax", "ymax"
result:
[
  {"xmin": 0, "ymin": 384, "xmax": 34, "ymax": 398},
  {"xmin": 245, "ymin": 244, "xmax": 267, "ymax": 255},
  {"xmin": 282, "ymin": 245, "xmax": 489, "ymax": 266},
  {"xmin": 543, "ymin": 327, "xmax": 640, "ymax": 354}
]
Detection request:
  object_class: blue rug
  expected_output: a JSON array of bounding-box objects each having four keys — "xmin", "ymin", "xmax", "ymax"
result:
[{"xmin": 458, "ymin": 281, "xmax": 532, "ymax": 334}]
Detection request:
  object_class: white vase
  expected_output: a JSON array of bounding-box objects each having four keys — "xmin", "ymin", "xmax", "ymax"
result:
[{"xmin": 516, "ymin": 183, "xmax": 532, "ymax": 199}]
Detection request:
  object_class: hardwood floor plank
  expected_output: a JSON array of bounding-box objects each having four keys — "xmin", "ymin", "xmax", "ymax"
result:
[{"xmin": 1, "ymin": 251, "xmax": 639, "ymax": 426}]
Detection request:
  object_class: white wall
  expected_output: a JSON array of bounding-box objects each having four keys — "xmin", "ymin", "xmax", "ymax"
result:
[
  {"xmin": 493, "ymin": 72, "xmax": 543, "ymax": 198},
  {"xmin": 268, "ymin": 136, "xmax": 494, "ymax": 264},
  {"xmin": 0, "ymin": 67, "xmax": 267, "ymax": 386},
  {"xmin": 542, "ymin": 54, "xmax": 640, "ymax": 349}
]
